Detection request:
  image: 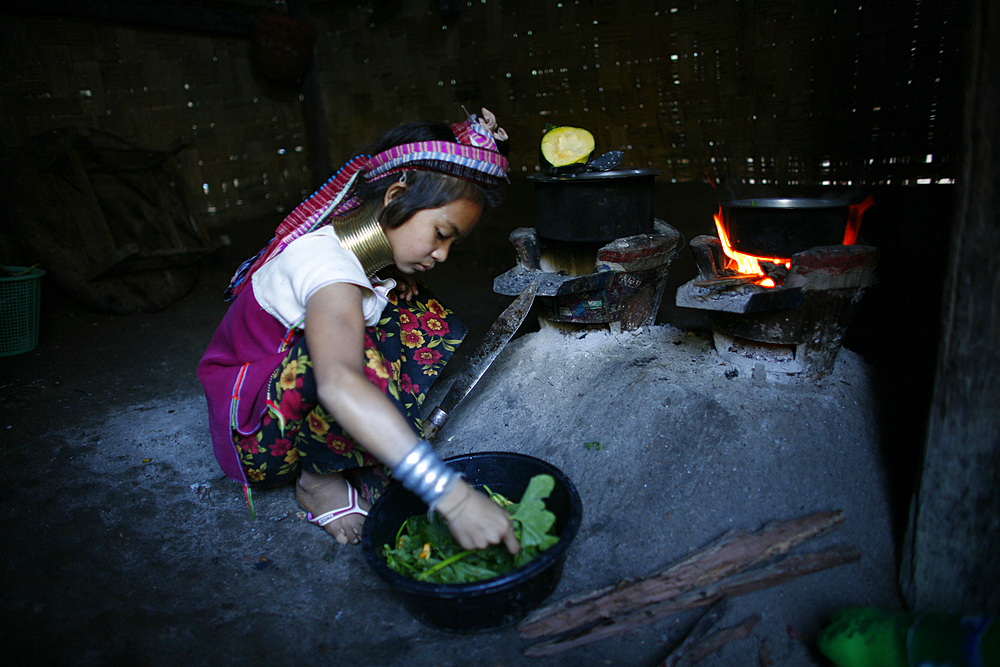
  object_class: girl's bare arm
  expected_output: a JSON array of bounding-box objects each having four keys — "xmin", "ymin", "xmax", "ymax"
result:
[{"xmin": 304, "ymin": 282, "xmax": 519, "ymax": 553}]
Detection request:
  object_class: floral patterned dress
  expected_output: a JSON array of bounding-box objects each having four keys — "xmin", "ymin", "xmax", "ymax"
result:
[{"xmin": 234, "ymin": 288, "xmax": 466, "ymax": 504}]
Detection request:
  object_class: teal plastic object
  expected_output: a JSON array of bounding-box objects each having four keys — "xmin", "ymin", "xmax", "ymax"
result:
[{"xmin": 0, "ymin": 266, "xmax": 45, "ymax": 356}]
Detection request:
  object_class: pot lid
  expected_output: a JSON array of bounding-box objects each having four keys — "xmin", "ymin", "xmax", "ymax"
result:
[{"xmin": 527, "ymin": 168, "xmax": 661, "ymax": 182}]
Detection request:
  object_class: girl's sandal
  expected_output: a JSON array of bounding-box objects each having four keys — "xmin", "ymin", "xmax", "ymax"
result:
[{"xmin": 305, "ymin": 483, "xmax": 369, "ymax": 527}]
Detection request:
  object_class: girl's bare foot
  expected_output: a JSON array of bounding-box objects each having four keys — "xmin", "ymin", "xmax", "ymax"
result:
[{"xmin": 296, "ymin": 469, "xmax": 371, "ymax": 545}]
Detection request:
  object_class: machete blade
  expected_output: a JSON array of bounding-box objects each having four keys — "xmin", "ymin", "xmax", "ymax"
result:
[{"xmin": 422, "ymin": 275, "xmax": 540, "ymax": 441}]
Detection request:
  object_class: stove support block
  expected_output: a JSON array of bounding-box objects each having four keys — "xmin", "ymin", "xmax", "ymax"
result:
[
  {"xmin": 676, "ymin": 236, "xmax": 879, "ymax": 379},
  {"xmin": 495, "ymin": 221, "xmax": 682, "ymax": 332}
]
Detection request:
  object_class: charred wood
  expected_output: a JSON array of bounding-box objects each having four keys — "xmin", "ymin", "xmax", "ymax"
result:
[
  {"xmin": 518, "ymin": 510, "xmax": 848, "ymax": 643},
  {"xmin": 522, "ymin": 544, "xmax": 859, "ymax": 656}
]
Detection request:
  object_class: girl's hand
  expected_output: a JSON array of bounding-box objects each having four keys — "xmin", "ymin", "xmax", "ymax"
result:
[
  {"xmin": 438, "ymin": 480, "xmax": 520, "ymax": 554},
  {"xmin": 383, "ymin": 267, "xmax": 420, "ymax": 301},
  {"xmin": 394, "ymin": 273, "xmax": 420, "ymax": 301}
]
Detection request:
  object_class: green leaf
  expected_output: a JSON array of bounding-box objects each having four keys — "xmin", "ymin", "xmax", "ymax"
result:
[{"xmin": 509, "ymin": 475, "xmax": 558, "ymax": 552}]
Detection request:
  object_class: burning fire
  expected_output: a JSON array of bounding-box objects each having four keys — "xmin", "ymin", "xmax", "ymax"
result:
[
  {"xmin": 712, "ymin": 194, "xmax": 875, "ymax": 288},
  {"xmin": 713, "ymin": 208, "xmax": 790, "ymax": 288}
]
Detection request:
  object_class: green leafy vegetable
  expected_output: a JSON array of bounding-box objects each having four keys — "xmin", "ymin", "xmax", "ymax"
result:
[
  {"xmin": 382, "ymin": 474, "xmax": 559, "ymax": 584},
  {"xmin": 509, "ymin": 474, "xmax": 558, "ymax": 558}
]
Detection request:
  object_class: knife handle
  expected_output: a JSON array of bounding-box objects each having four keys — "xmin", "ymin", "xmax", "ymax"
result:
[{"xmin": 422, "ymin": 406, "xmax": 450, "ymax": 442}]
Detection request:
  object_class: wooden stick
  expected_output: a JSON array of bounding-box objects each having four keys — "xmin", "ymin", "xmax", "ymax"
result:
[
  {"xmin": 659, "ymin": 599, "xmax": 729, "ymax": 667},
  {"xmin": 674, "ymin": 613, "xmax": 761, "ymax": 666},
  {"xmin": 517, "ymin": 510, "xmax": 845, "ymax": 640},
  {"xmin": 522, "ymin": 545, "xmax": 859, "ymax": 657},
  {"xmin": 692, "ymin": 274, "xmax": 763, "ymax": 287}
]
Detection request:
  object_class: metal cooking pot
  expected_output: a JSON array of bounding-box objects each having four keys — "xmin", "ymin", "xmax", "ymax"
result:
[
  {"xmin": 528, "ymin": 168, "xmax": 661, "ymax": 242},
  {"xmin": 720, "ymin": 198, "xmax": 854, "ymax": 258}
]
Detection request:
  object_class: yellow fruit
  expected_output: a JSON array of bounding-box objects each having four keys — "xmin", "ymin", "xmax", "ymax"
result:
[{"xmin": 540, "ymin": 126, "xmax": 595, "ymax": 169}]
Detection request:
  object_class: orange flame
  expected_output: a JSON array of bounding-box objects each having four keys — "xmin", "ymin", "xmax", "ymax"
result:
[
  {"xmin": 843, "ymin": 194, "xmax": 874, "ymax": 245},
  {"xmin": 713, "ymin": 207, "xmax": 790, "ymax": 288}
]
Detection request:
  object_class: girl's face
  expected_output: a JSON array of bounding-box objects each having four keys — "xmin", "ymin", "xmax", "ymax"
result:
[{"xmin": 382, "ymin": 195, "xmax": 482, "ymax": 275}]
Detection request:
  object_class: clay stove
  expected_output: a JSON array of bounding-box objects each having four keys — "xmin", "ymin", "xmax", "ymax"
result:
[
  {"xmin": 494, "ymin": 169, "xmax": 682, "ymax": 332},
  {"xmin": 676, "ymin": 198, "xmax": 878, "ymax": 380}
]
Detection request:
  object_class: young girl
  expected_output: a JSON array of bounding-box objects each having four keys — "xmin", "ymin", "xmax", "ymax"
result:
[{"xmin": 198, "ymin": 109, "xmax": 519, "ymax": 554}]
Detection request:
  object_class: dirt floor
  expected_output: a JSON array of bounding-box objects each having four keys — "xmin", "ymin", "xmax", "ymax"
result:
[{"xmin": 0, "ymin": 181, "xmax": 954, "ymax": 666}]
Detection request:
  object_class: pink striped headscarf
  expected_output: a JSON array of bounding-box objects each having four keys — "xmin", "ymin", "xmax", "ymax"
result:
[{"xmin": 225, "ymin": 110, "xmax": 509, "ymax": 300}]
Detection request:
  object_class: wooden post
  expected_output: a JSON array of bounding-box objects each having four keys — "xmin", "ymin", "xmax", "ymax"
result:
[{"xmin": 900, "ymin": 0, "xmax": 1000, "ymax": 613}]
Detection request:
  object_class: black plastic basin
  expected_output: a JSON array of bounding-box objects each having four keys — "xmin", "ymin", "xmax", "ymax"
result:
[{"xmin": 360, "ymin": 452, "xmax": 583, "ymax": 633}]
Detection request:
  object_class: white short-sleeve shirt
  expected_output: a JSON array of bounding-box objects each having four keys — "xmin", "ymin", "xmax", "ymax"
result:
[{"xmin": 251, "ymin": 226, "xmax": 396, "ymax": 329}]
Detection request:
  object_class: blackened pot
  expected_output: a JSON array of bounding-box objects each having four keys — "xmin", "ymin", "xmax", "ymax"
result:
[
  {"xmin": 529, "ymin": 168, "xmax": 661, "ymax": 242},
  {"xmin": 360, "ymin": 452, "xmax": 583, "ymax": 633},
  {"xmin": 721, "ymin": 198, "xmax": 853, "ymax": 258}
]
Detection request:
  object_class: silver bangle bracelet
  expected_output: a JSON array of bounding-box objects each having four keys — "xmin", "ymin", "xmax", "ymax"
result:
[{"xmin": 392, "ymin": 440, "xmax": 458, "ymax": 510}]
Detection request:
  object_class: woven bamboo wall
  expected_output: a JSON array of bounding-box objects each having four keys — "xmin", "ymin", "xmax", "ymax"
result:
[
  {"xmin": 0, "ymin": 0, "xmax": 968, "ymax": 230},
  {"xmin": 314, "ymin": 0, "xmax": 968, "ymax": 186},
  {"xmin": 0, "ymin": 10, "xmax": 311, "ymax": 227}
]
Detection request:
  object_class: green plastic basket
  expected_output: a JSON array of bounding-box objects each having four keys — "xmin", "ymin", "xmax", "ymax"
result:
[{"xmin": 1, "ymin": 266, "xmax": 45, "ymax": 356}]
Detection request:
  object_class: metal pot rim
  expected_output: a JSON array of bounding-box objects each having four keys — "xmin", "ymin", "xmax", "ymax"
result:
[{"xmin": 723, "ymin": 198, "xmax": 852, "ymax": 209}]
